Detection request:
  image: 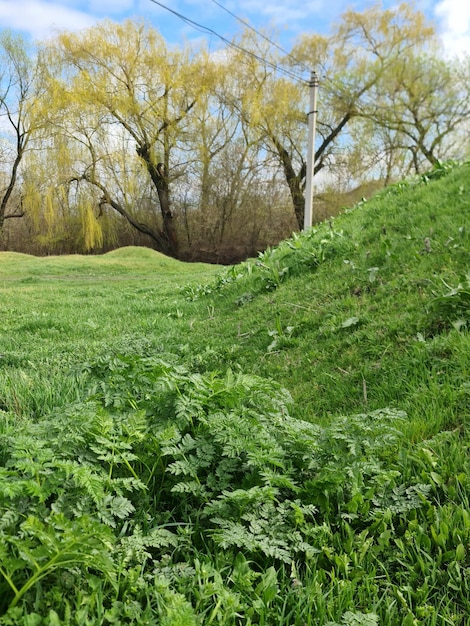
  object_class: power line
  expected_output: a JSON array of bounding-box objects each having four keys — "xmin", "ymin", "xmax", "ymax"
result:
[
  {"xmin": 147, "ymin": 0, "xmax": 309, "ymax": 84},
  {"xmin": 208, "ymin": 0, "xmax": 313, "ymax": 75}
]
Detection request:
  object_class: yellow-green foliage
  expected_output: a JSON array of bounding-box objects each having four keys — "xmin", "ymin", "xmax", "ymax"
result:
[{"xmin": 80, "ymin": 200, "xmax": 103, "ymax": 250}]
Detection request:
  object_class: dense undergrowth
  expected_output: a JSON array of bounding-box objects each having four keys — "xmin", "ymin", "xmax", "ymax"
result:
[{"xmin": 0, "ymin": 161, "xmax": 469, "ymax": 624}]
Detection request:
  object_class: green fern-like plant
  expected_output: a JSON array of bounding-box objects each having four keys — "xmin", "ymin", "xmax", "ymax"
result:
[{"xmin": 80, "ymin": 354, "xmax": 429, "ymax": 564}]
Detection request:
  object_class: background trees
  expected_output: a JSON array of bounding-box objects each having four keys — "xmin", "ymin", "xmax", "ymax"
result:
[
  {"xmin": 0, "ymin": 31, "xmax": 44, "ymax": 243},
  {"xmin": 48, "ymin": 20, "xmax": 211, "ymax": 258},
  {"xmin": 288, "ymin": 3, "xmax": 450, "ymax": 205},
  {"xmin": 1, "ymin": 4, "xmax": 469, "ymax": 261},
  {"xmin": 365, "ymin": 52, "xmax": 470, "ymax": 173}
]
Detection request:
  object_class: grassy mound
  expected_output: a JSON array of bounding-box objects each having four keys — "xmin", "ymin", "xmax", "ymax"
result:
[{"xmin": 0, "ymin": 246, "xmax": 215, "ymax": 279}]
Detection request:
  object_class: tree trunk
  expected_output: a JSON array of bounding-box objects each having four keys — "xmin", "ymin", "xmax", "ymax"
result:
[
  {"xmin": 0, "ymin": 139, "xmax": 25, "ymax": 232},
  {"xmin": 136, "ymin": 143, "xmax": 179, "ymax": 256},
  {"xmin": 270, "ymin": 135, "xmax": 306, "ymax": 230}
]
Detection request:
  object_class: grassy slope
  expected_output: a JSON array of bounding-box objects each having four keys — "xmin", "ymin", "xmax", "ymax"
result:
[
  {"xmin": 180, "ymin": 163, "xmax": 470, "ymax": 437},
  {"xmin": 0, "ymin": 163, "xmax": 469, "ymax": 625}
]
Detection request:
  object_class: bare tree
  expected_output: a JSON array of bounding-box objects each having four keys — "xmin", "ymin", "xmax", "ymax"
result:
[{"xmin": 0, "ymin": 31, "xmax": 42, "ymax": 239}]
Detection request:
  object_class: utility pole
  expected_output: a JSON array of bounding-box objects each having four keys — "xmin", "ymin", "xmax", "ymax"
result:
[{"xmin": 304, "ymin": 71, "xmax": 319, "ymax": 230}]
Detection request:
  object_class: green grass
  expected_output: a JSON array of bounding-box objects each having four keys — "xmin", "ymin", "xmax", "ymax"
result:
[
  {"xmin": 0, "ymin": 162, "xmax": 469, "ymax": 625},
  {"xmin": 181, "ymin": 163, "xmax": 469, "ymax": 435}
]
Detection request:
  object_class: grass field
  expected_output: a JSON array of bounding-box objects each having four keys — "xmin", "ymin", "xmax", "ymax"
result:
[{"xmin": 0, "ymin": 161, "xmax": 469, "ymax": 625}]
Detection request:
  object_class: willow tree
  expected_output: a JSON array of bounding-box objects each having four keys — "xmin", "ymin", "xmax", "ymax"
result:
[
  {"xmin": 296, "ymin": 3, "xmax": 443, "ymax": 224},
  {"xmin": 218, "ymin": 4, "xmax": 440, "ymax": 229},
  {"xmin": 19, "ymin": 125, "xmax": 110, "ymax": 254},
  {"xmin": 361, "ymin": 51, "xmax": 470, "ymax": 174},
  {"xmin": 211, "ymin": 30, "xmax": 309, "ymax": 230},
  {"xmin": 0, "ymin": 31, "xmax": 44, "ymax": 240},
  {"xmin": 45, "ymin": 20, "xmax": 212, "ymax": 257}
]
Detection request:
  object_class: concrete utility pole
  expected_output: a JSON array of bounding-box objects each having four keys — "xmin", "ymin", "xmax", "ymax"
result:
[{"xmin": 304, "ymin": 71, "xmax": 319, "ymax": 230}]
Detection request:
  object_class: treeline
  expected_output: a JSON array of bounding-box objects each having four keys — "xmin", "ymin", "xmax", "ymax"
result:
[{"xmin": 0, "ymin": 3, "xmax": 469, "ymax": 262}]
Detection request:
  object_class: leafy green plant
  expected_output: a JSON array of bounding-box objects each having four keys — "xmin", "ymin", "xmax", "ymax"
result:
[
  {"xmin": 0, "ymin": 514, "xmax": 116, "ymax": 612},
  {"xmin": 421, "ymin": 159, "xmax": 462, "ymax": 182},
  {"xmin": 82, "ymin": 354, "xmax": 431, "ymax": 564},
  {"xmin": 267, "ymin": 315, "xmax": 296, "ymax": 352},
  {"xmin": 326, "ymin": 612, "xmax": 379, "ymax": 626},
  {"xmin": 428, "ymin": 274, "xmax": 470, "ymax": 331},
  {"xmin": 182, "ymin": 222, "xmax": 354, "ymax": 300}
]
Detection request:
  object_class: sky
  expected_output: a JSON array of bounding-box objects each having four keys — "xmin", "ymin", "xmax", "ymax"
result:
[{"xmin": 0, "ymin": 0, "xmax": 468, "ymax": 59}]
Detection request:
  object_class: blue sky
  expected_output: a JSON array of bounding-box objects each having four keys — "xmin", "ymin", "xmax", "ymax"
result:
[{"xmin": 0, "ymin": 0, "xmax": 468, "ymax": 58}]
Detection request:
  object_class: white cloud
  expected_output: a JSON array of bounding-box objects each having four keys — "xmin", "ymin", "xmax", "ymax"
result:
[
  {"xmin": 434, "ymin": 0, "xmax": 470, "ymax": 57},
  {"xmin": 0, "ymin": 0, "xmax": 96, "ymax": 40},
  {"xmin": 234, "ymin": 0, "xmax": 327, "ymax": 28},
  {"xmin": 88, "ymin": 0, "xmax": 134, "ymax": 13}
]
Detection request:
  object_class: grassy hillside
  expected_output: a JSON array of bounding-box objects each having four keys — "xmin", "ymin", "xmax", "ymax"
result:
[
  {"xmin": 0, "ymin": 161, "xmax": 469, "ymax": 625},
  {"xmin": 182, "ymin": 161, "xmax": 469, "ymax": 432}
]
